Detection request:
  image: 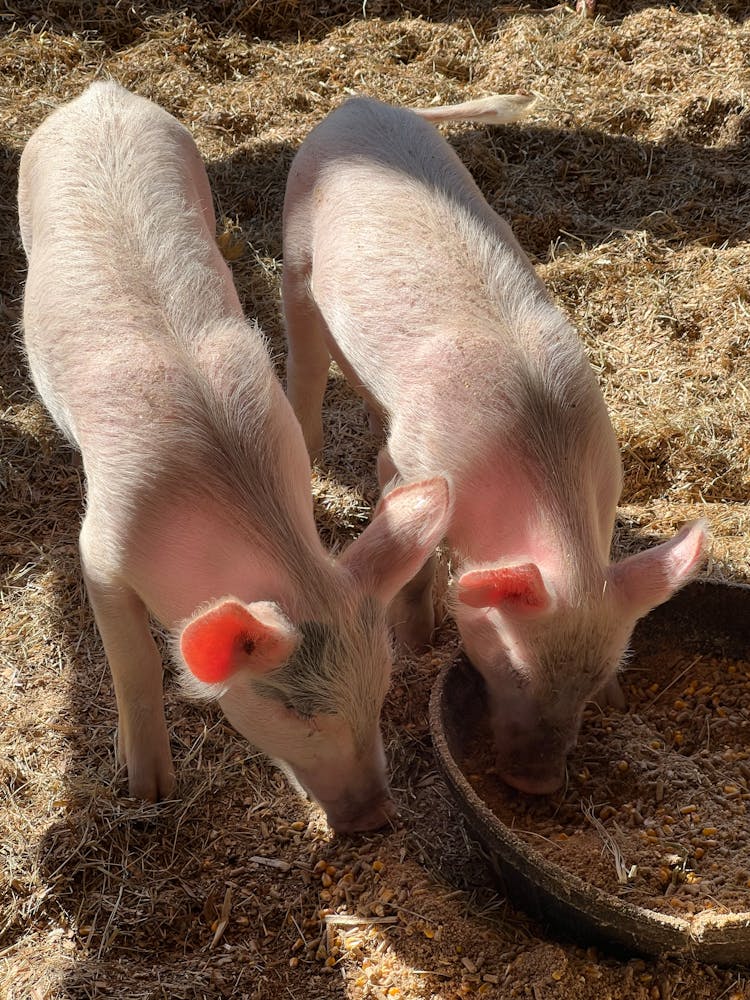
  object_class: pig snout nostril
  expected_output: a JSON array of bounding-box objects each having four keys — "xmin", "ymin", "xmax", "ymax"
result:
[
  {"xmin": 329, "ymin": 795, "xmax": 398, "ymax": 835},
  {"xmin": 501, "ymin": 770, "xmax": 564, "ymax": 795}
]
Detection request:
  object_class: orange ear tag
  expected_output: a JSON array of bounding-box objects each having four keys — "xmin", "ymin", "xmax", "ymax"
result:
[
  {"xmin": 458, "ymin": 564, "xmax": 548, "ymax": 612},
  {"xmin": 181, "ymin": 601, "xmax": 256, "ymax": 684}
]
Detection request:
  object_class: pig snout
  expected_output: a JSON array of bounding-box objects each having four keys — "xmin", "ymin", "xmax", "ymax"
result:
[
  {"xmin": 323, "ymin": 791, "xmax": 398, "ymax": 835},
  {"xmin": 289, "ymin": 735, "xmax": 397, "ymax": 834},
  {"xmin": 301, "ymin": 770, "xmax": 397, "ymax": 834},
  {"xmin": 492, "ymin": 720, "xmax": 573, "ymax": 796},
  {"xmin": 498, "ymin": 754, "xmax": 567, "ymax": 796}
]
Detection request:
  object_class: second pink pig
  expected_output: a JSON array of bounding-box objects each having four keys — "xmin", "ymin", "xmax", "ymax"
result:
[{"xmin": 282, "ymin": 95, "xmax": 707, "ymax": 795}]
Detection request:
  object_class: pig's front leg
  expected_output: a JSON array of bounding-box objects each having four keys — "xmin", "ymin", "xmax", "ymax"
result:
[
  {"xmin": 283, "ymin": 269, "xmax": 330, "ymax": 462},
  {"xmin": 377, "ymin": 447, "xmax": 439, "ymax": 652},
  {"xmin": 80, "ymin": 526, "xmax": 174, "ymax": 801},
  {"xmin": 593, "ymin": 674, "xmax": 627, "ymax": 711},
  {"xmin": 387, "ymin": 555, "xmax": 439, "ymax": 652}
]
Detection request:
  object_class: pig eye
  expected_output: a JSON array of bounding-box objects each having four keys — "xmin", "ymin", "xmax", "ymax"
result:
[
  {"xmin": 506, "ymin": 667, "xmax": 531, "ymax": 692},
  {"xmin": 282, "ymin": 700, "xmax": 313, "ymax": 724}
]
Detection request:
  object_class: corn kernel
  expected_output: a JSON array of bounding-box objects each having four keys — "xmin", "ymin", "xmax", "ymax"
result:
[
  {"xmin": 290, "ymin": 820, "xmax": 305, "ymax": 832},
  {"xmin": 702, "ymin": 827, "xmax": 718, "ymax": 836},
  {"xmin": 372, "ymin": 860, "xmax": 385, "ymax": 873}
]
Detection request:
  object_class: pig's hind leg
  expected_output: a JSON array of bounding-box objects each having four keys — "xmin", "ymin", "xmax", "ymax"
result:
[
  {"xmin": 283, "ymin": 268, "xmax": 331, "ymax": 462},
  {"xmin": 80, "ymin": 520, "xmax": 175, "ymax": 802}
]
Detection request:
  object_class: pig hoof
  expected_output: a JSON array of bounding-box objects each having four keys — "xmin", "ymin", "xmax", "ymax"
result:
[
  {"xmin": 124, "ymin": 752, "xmax": 176, "ymax": 802},
  {"xmin": 593, "ymin": 676, "xmax": 627, "ymax": 710},
  {"xmin": 392, "ymin": 617, "xmax": 434, "ymax": 652},
  {"xmin": 127, "ymin": 767, "xmax": 176, "ymax": 803},
  {"xmin": 330, "ymin": 796, "xmax": 398, "ymax": 835},
  {"xmin": 389, "ymin": 597, "xmax": 436, "ymax": 652}
]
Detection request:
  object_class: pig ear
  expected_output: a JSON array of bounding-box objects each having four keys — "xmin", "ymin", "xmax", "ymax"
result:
[
  {"xmin": 180, "ymin": 599, "xmax": 300, "ymax": 685},
  {"xmin": 457, "ymin": 563, "xmax": 552, "ymax": 617},
  {"xmin": 610, "ymin": 519, "xmax": 708, "ymax": 618},
  {"xmin": 340, "ymin": 476, "xmax": 452, "ymax": 604}
]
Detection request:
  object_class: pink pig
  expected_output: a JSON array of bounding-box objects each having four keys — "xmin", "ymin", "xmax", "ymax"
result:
[
  {"xmin": 18, "ymin": 81, "xmax": 451, "ymax": 831},
  {"xmin": 282, "ymin": 94, "xmax": 708, "ymax": 794}
]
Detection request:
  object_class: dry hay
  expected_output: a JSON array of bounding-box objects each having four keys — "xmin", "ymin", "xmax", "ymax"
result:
[{"xmin": 1, "ymin": 1, "xmax": 750, "ymax": 998}]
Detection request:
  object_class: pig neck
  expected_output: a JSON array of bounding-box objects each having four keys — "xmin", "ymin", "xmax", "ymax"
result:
[
  {"xmin": 449, "ymin": 470, "xmax": 610, "ymax": 598},
  {"xmin": 135, "ymin": 489, "xmax": 337, "ymax": 630},
  {"xmin": 407, "ymin": 315, "xmax": 619, "ymax": 599},
  {"xmin": 116, "ymin": 321, "xmax": 341, "ymax": 629}
]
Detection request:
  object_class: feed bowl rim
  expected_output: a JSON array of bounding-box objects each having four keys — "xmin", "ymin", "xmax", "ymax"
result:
[{"xmin": 428, "ymin": 579, "xmax": 750, "ymax": 962}]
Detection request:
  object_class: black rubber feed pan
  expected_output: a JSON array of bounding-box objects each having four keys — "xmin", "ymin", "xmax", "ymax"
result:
[{"xmin": 430, "ymin": 580, "xmax": 750, "ymax": 964}]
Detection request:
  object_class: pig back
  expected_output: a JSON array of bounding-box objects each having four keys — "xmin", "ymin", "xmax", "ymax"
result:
[
  {"xmin": 20, "ymin": 83, "xmax": 318, "ymax": 565},
  {"xmin": 288, "ymin": 97, "xmax": 622, "ymax": 559},
  {"xmin": 20, "ymin": 82, "xmax": 246, "ymax": 456}
]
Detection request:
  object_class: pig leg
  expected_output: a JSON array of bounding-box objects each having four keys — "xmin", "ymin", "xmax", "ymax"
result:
[
  {"xmin": 377, "ymin": 448, "xmax": 439, "ymax": 652},
  {"xmin": 284, "ymin": 270, "xmax": 330, "ymax": 462},
  {"xmin": 80, "ymin": 524, "xmax": 174, "ymax": 801},
  {"xmin": 365, "ymin": 400, "xmax": 386, "ymax": 440},
  {"xmin": 593, "ymin": 675, "xmax": 626, "ymax": 710}
]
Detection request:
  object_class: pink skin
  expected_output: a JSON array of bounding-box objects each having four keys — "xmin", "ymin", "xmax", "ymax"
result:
[
  {"xmin": 19, "ymin": 82, "xmax": 452, "ymax": 831},
  {"xmin": 283, "ymin": 95, "xmax": 709, "ymax": 793}
]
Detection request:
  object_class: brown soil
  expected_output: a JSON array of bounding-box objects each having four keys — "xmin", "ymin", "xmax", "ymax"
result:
[
  {"xmin": 463, "ymin": 632, "xmax": 750, "ymax": 918},
  {"xmin": 2, "ymin": 2, "xmax": 750, "ymax": 999}
]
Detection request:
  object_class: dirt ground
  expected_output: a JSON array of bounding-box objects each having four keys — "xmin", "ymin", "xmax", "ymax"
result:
[{"xmin": 1, "ymin": 2, "xmax": 750, "ymax": 998}]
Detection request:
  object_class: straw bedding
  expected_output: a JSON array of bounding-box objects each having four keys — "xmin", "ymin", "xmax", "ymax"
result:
[{"xmin": 1, "ymin": 2, "xmax": 749, "ymax": 997}]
